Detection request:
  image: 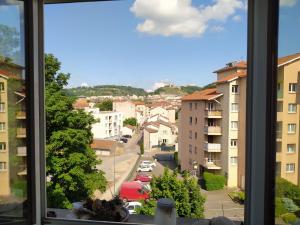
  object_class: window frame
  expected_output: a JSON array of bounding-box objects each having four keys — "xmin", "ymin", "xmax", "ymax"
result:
[{"xmin": 21, "ymin": 0, "xmax": 280, "ymax": 225}]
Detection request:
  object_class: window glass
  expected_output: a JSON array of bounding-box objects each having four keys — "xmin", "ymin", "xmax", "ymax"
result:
[
  {"xmin": 0, "ymin": 0, "xmax": 28, "ymax": 221},
  {"xmin": 287, "ymin": 144, "xmax": 296, "ymax": 153},
  {"xmin": 288, "ymin": 123, "xmax": 296, "ymax": 134},
  {"xmin": 45, "ymin": 1, "xmax": 247, "ymax": 223},
  {"xmin": 288, "ymin": 103, "xmax": 297, "ymax": 113}
]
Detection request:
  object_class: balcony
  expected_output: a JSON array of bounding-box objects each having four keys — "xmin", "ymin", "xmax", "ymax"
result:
[
  {"xmin": 16, "ymin": 111, "xmax": 26, "ymax": 119},
  {"xmin": 205, "ymin": 110, "xmax": 222, "ymax": 118},
  {"xmin": 277, "ymin": 89, "xmax": 283, "ymax": 99},
  {"xmin": 17, "ymin": 147, "xmax": 27, "ymax": 156},
  {"xmin": 16, "ymin": 128, "xmax": 26, "ymax": 138},
  {"xmin": 17, "ymin": 166, "xmax": 27, "ymax": 176},
  {"xmin": 276, "ymin": 130, "xmax": 282, "ymax": 141},
  {"xmin": 204, "ymin": 126, "xmax": 222, "ymax": 135},
  {"xmin": 203, "ymin": 143, "xmax": 221, "ymax": 152},
  {"xmin": 203, "ymin": 158, "xmax": 222, "ymax": 170}
]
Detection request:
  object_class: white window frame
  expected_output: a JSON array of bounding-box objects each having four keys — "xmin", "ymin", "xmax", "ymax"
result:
[
  {"xmin": 0, "ymin": 82, "xmax": 4, "ymax": 92},
  {"xmin": 287, "ymin": 144, "xmax": 296, "ymax": 153},
  {"xmin": 288, "ymin": 123, "xmax": 296, "ymax": 134},
  {"xmin": 230, "ymin": 157, "xmax": 238, "ymax": 165},
  {"xmin": 0, "ymin": 103, "xmax": 5, "ymax": 112},
  {"xmin": 0, "ymin": 122, "xmax": 5, "ymax": 131},
  {"xmin": 231, "ymin": 121, "xmax": 238, "ymax": 130},
  {"xmin": 289, "ymin": 83, "xmax": 296, "ymax": 93},
  {"xmin": 288, "ymin": 103, "xmax": 297, "ymax": 113},
  {"xmin": 286, "ymin": 163, "xmax": 295, "ymax": 173},
  {"xmin": 231, "ymin": 103, "xmax": 239, "ymax": 112},
  {"xmin": 0, "ymin": 142, "xmax": 6, "ymax": 151},
  {"xmin": 231, "ymin": 85, "xmax": 239, "ymax": 94},
  {"xmin": 230, "ymin": 139, "xmax": 238, "ymax": 147},
  {"xmin": 0, "ymin": 162, "xmax": 7, "ymax": 171}
]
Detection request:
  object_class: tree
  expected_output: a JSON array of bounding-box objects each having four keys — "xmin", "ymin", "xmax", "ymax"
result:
[
  {"xmin": 123, "ymin": 117, "xmax": 137, "ymax": 127},
  {"xmin": 137, "ymin": 169, "xmax": 205, "ymax": 218},
  {"xmin": 95, "ymin": 100, "xmax": 112, "ymax": 111},
  {"xmin": 45, "ymin": 54, "xmax": 107, "ymax": 209},
  {"xmin": 0, "ymin": 24, "xmax": 19, "ymax": 61}
]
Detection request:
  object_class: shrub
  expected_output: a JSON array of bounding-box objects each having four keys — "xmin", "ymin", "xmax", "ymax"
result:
[
  {"xmin": 282, "ymin": 198, "xmax": 299, "ymax": 213},
  {"xmin": 281, "ymin": 213, "xmax": 297, "ymax": 224},
  {"xmin": 276, "ymin": 177, "xmax": 300, "ymax": 200},
  {"xmin": 275, "ymin": 198, "xmax": 288, "ymax": 217},
  {"xmin": 229, "ymin": 191, "xmax": 245, "ymax": 204},
  {"xmin": 203, "ymin": 172, "xmax": 226, "ymax": 191}
]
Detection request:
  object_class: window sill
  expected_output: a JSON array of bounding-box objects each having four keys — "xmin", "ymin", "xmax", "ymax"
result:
[
  {"xmin": 286, "ymin": 171, "xmax": 295, "ymax": 174},
  {"xmin": 287, "ymin": 112, "xmax": 297, "ymax": 114}
]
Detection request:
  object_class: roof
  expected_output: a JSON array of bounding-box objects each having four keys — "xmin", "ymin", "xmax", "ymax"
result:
[
  {"xmin": 149, "ymin": 101, "xmax": 172, "ymax": 108},
  {"xmin": 0, "ymin": 69, "xmax": 21, "ymax": 80},
  {"xmin": 181, "ymin": 88, "xmax": 222, "ymax": 101},
  {"xmin": 278, "ymin": 53, "xmax": 300, "ymax": 67},
  {"xmin": 91, "ymin": 139, "xmax": 116, "ymax": 150},
  {"xmin": 216, "ymin": 71, "xmax": 247, "ymax": 84},
  {"xmin": 134, "ymin": 101, "xmax": 145, "ymax": 105},
  {"xmin": 145, "ymin": 127, "xmax": 158, "ymax": 133},
  {"xmin": 73, "ymin": 98, "xmax": 89, "ymax": 109},
  {"xmin": 124, "ymin": 124, "xmax": 135, "ymax": 130},
  {"xmin": 213, "ymin": 61, "xmax": 247, "ymax": 73}
]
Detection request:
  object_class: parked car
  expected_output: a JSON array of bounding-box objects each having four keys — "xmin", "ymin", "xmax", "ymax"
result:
[
  {"xmin": 120, "ymin": 138, "xmax": 128, "ymax": 143},
  {"xmin": 137, "ymin": 164, "xmax": 153, "ymax": 172},
  {"xmin": 119, "ymin": 182, "xmax": 150, "ymax": 202},
  {"xmin": 140, "ymin": 160, "xmax": 156, "ymax": 168},
  {"xmin": 134, "ymin": 173, "xmax": 152, "ymax": 182},
  {"xmin": 122, "ymin": 135, "xmax": 132, "ymax": 139},
  {"xmin": 124, "ymin": 201, "xmax": 142, "ymax": 214}
]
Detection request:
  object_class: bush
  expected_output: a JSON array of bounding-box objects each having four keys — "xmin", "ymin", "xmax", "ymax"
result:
[
  {"xmin": 281, "ymin": 213, "xmax": 297, "ymax": 224},
  {"xmin": 203, "ymin": 172, "xmax": 226, "ymax": 191},
  {"xmin": 276, "ymin": 177, "xmax": 300, "ymax": 200},
  {"xmin": 276, "ymin": 198, "xmax": 289, "ymax": 217},
  {"xmin": 229, "ymin": 191, "xmax": 245, "ymax": 204},
  {"xmin": 174, "ymin": 152, "xmax": 178, "ymax": 164},
  {"xmin": 282, "ymin": 198, "xmax": 299, "ymax": 213}
]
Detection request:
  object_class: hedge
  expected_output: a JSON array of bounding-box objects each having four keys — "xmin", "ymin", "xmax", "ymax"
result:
[
  {"xmin": 281, "ymin": 213, "xmax": 297, "ymax": 224},
  {"xmin": 276, "ymin": 177, "xmax": 300, "ymax": 200},
  {"xmin": 203, "ymin": 172, "xmax": 226, "ymax": 191},
  {"xmin": 275, "ymin": 198, "xmax": 288, "ymax": 217}
]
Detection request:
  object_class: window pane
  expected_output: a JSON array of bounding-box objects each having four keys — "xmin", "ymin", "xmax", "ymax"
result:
[
  {"xmin": 0, "ymin": 0, "xmax": 28, "ymax": 221},
  {"xmin": 275, "ymin": 2, "xmax": 300, "ymax": 224},
  {"xmin": 45, "ymin": 1, "xmax": 247, "ymax": 223}
]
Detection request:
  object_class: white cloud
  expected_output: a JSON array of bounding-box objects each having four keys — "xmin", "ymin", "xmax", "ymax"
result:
[
  {"xmin": 280, "ymin": 0, "xmax": 297, "ymax": 7},
  {"xmin": 80, "ymin": 82, "xmax": 89, "ymax": 88},
  {"xmin": 152, "ymin": 81, "xmax": 169, "ymax": 90},
  {"xmin": 130, "ymin": 0, "xmax": 245, "ymax": 37},
  {"xmin": 232, "ymin": 15, "xmax": 241, "ymax": 22},
  {"xmin": 210, "ymin": 25, "xmax": 225, "ymax": 32}
]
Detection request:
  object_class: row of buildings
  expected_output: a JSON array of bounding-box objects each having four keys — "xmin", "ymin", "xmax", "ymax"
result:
[
  {"xmin": 179, "ymin": 53, "xmax": 300, "ymax": 188},
  {"xmin": 0, "ymin": 61, "xmax": 27, "ymax": 197}
]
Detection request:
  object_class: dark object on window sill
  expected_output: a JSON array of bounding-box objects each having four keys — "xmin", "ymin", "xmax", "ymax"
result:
[
  {"xmin": 47, "ymin": 211, "xmax": 57, "ymax": 218},
  {"xmin": 209, "ymin": 216, "xmax": 243, "ymax": 225}
]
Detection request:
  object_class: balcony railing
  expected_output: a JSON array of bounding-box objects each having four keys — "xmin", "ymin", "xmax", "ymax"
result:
[
  {"xmin": 16, "ymin": 111, "xmax": 26, "ymax": 119},
  {"xmin": 203, "ymin": 158, "xmax": 222, "ymax": 170},
  {"xmin": 276, "ymin": 130, "xmax": 282, "ymax": 140},
  {"xmin": 17, "ymin": 128, "xmax": 26, "ymax": 138},
  {"xmin": 277, "ymin": 90, "xmax": 283, "ymax": 99},
  {"xmin": 205, "ymin": 110, "xmax": 222, "ymax": 118},
  {"xmin": 17, "ymin": 166, "xmax": 27, "ymax": 176},
  {"xmin": 17, "ymin": 147, "xmax": 27, "ymax": 156},
  {"xmin": 204, "ymin": 126, "xmax": 222, "ymax": 135},
  {"xmin": 203, "ymin": 143, "xmax": 221, "ymax": 152}
]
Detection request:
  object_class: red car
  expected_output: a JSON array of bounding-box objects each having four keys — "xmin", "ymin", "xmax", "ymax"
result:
[
  {"xmin": 119, "ymin": 182, "xmax": 150, "ymax": 202},
  {"xmin": 134, "ymin": 174, "xmax": 152, "ymax": 182}
]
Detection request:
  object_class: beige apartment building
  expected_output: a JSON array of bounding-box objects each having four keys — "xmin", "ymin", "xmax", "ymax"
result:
[
  {"xmin": 0, "ymin": 61, "xmax": 27, "ymax": 197},
  {"xmin": 179, "ymin": 61, "xmax": 247, "ymax": 188},
  {"xmin": 179, "ymin": 53, "xmax": 300, "ymax": 188}
]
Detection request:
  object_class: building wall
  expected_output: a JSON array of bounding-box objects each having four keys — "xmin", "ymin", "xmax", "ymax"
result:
[
  {"xmin": 113, "ymin": 101, "xmax": 135, "ymax": 119},
  {"xmin": 0, "ymin": 78, "xmax": 10, "ymax": 196},
  {"xmin": 167, "ymin": 109, "xmax": 176, "ymax": 123}
]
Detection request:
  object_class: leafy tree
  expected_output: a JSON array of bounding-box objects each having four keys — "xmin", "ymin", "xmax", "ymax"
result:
[
  {"xmin": 45, "ymin": 54, "xmax": 107, "ymax": 209},
  {"xmin": 0, "ymin": 24, "xmax": 19, "ymax": 58},
  {"xmin": 95, "ymin": 100, "xmax": 112, "ymax": 111},
  {"xmin": 137, "ymin": 169, "xmax": 205, "ymax": 218},
  {"xmin": 123, "ymin": 117, "xmax": 137, "ymax": 127}
]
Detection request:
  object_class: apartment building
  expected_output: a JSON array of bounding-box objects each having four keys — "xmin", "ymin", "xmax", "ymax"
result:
[
  {"xmin": 179, "ymin": 61, "xmax": 247, "ymax": 188},
  {"xmin": 276, "ymin": 53, "xmax": 300, "ymax": 185},
  {"xmin": 0, "ymin": 61, "xmax": 27, "ymax": 196},
  {"xmin": 85, "ymin": 108, "xmax": 123, "ymax": 139}
]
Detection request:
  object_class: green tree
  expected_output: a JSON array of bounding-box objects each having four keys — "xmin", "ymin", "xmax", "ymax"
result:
[
  {"xmin": 123, "ymin": 117, "xmax": 137, "ymax": 127},
  {"xmin": 137, "ymin": 169, "xmax": 205, "ymax": 218},
  {"xmin": 95, "ymin": 100, "xmax": 113, "ymax": 111},
  {"xmin": 45, "ymin": 54, "xmax": 107, "ymax": 209}
]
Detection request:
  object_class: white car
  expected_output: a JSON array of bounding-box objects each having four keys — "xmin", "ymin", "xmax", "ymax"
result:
[
  {"xmin": 124, "ymin": 202, "xmax": 142, "ymax": 214},
  {"xmin": 140, "ymin": 160, "xmax": 156, "ymax": 168},
  {"xmin": 137, "ymin": 164, "xmax": 153, "ymax": 172}
]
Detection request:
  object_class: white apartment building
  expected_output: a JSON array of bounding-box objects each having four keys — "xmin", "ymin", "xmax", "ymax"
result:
[{"xmin": 85, "ymin": 108, "xmax": 123, "ymax": 139}]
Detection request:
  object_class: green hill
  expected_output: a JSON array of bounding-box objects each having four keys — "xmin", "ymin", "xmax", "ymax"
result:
[
  {"xmin": 65, "ymin": 85, "xmax": 148, "ymax": 97},
  {"xmin": 152, "ymin": 85, "xmax": 205, "ymax": 95}
]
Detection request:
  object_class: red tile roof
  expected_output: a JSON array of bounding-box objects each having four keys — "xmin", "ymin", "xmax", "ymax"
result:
[
  {"xmin": 91, "ymin": 139, "xmax": 116, "ymax": 149},
  {"xmin": 278, "ymin": 53, "xmax": 300, "ymax": 67},
  {"xmin": 73, "ymin": 98, "xmax": 89, "ymax": 109},
  {"xmin": 0, "ymin": 69, "xmax": 21, "ymax": 80},
  {"xmin": 182, "ymin": 88, "xmax": 221, "ymax": 101},
  {"xmin": 145, "ymin": 127, "xmax": 158, "ymax": 133},
  {"xmin": 214, "ymin": 61, "xmax": 247, "ymax": 73},
  {"xmin": 216, "ymin": 71, "xmax": 247, "ymax": 84}
]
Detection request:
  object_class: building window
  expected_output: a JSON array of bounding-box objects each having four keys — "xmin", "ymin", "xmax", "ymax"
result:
[
  {"xmin": 0, "ymin": 103, "xmax": 5, "ymax": 112},
  {"xmin": 207, "ymin": 102, "xmax": 214, "ymax": 110},
  {"xmin": 189, "ymin": 131, "xmax": 192, "ymax": 139},
  {"xmin": 289, "ymin": 83, "xmax": 297, "ymax": 93},
  {"xmin": 277, "ymin": 101, "xmax": 283, "ymax": 112},
  {"xmin": 231, "ymin": 121, "xmax": 238, "ymax": 130},
  {"xmin": 189, "ymin": 103, "xmax": 192, "ymax": 110},
  {"xmin": 194, "ymin": 103, "xmax": 197, "ymax": 110},
  {"xmin": 230, "ymin": 139, "xmax": 237, "ymax": 147},
  {"xmin": 287, "ymin": 144, "xmax": 296, "ymax": 153},
  {"xmin": 189, "ymin": 116, "xmax": 192, "ymax": 125},
  {"xmin": 230, "ymin": 157, "xmax": 238, "ymax": 165},
  {"xmin": 195, "ymin": 117, "xmax": 197, "ymax": 124},
  {"xmin": 189, "ymin": 144, "xmax": 192, "ymax": 153},
  {"xmin": 288, "ymin": 103, "xmax": 297, "ymax": 113},
  {"xmin": 0, "ymin": 142, "xmax": 6, "ymax": 151},
  {"xmin": 194, "ymin": 146, "xmax": 197, "ymax": 154},
  {"xmin": 286, "ymin": 163, "xmax": 295, "ymax": 173},
  {"xmin": 231, "ymin": 85, "xmax": 239, "ymax": 94},
  {"xmin": 0, "ymin": 82, "xmax": 4, "ymax": 91},
  {"xmin": 288, "ymin": 123, "xmax": 296, "ymax": 134},
  {"xmin": 0, "ymin": 123, "xmax": 5, "ymax": 131},
  {"xmin": 0, "ymin": 162, "xmax": 7, "ymax": 171},
  {"xmin": 231, "ymin": 103, "xmax": 239, "ymax": 112},
  {"xmin": 195, "ymin": 132, "xmax": 197, "ymax": 139}
]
